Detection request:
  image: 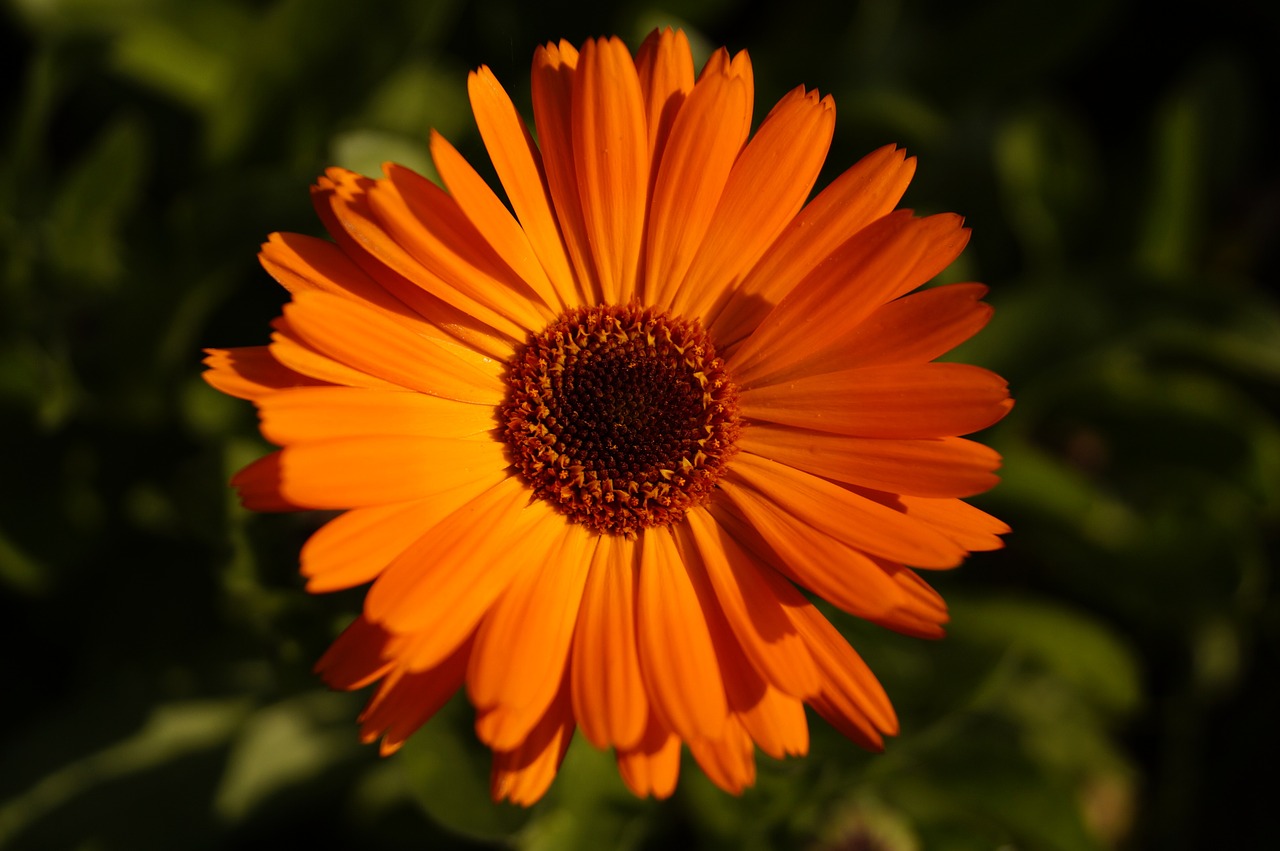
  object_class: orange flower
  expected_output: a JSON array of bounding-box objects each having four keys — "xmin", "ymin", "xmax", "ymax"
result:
[{"xmin": 205, "ymin": 29, "xmax": 1011, "ymax": 805}]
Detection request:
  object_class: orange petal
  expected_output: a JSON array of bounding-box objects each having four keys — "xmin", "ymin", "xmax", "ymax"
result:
[
  {"xmin": 269, "ymin": 318, "xmax": 403, "ymax": 390},
  {"xmin": 259, "ymin": 231, "xmax": 423, "ymax": 325},
  {"xmin": 634, "ymin": 27, "xmax": 695, "ymax": 165},
  {"xmin": 643, "ymin": 61, "xmax": 750, "ymax": 307},
  {"xmin": 489, "ymin": 681, "xmax": 575, "ymax": 806},
  {"xmin": 232, "ymin": 435, "xmax": 506, "ymax": 511},
  {"xmin": 698, "ymin": 47, "xmax": 754, "ymax": 141},
  {"xmin": 358, "ymin": 635, "xmax": 473, "ymax": 755},
  {"xmin": 736, "ymin": 683, "xmax": 809, "ymax": 760},
  {"xmin": 831, "ymin": 283, "xmax": 993, "ymax": 368},
  {"xmin": 430, "ymin": 130, "xmax": 562, "ymax": 312},
  {"xmin": 725, "ymin": 453, "xmax": 968, "ymax": 568},
  {"xmin": 615, "ymin": 712, "xmax": 681, "ymax": 800},
  {"xmin": 531, "ymin": 40, "xmax": 601, "ymax": 303},
  {"xmin": 728, "ymin": 211, "xmax": 968, "ymax": 387},
  {"xmin": 281, "ymin": 290, "xmax": 504, "ymax": 403},
  {"xmin": 709, "ymin": 145, "xmax": 916, "ymax": 347},
  {"xmin": 683, "ymin": 508, "xmax": 821, "ymax": 699},
  {"xmin": 258, "ymin": 385, "xmax": 494, "ymax": 446},
  {"xmin": 300, "ymin": 486, "xmax": 499, "ymax": 592},
  {"xmin": 571, "ymin": 535, "xmax": 648, "ymax": 750},
  {"xmin": 470, "ymin": 522, "xmax": 593, "ymax": 751},
  {"xmin": 897, "ymin": 495, "xmax": 1011, "ymax": 553},
  {"xmin": 363, "ymin": 476, "xmax": 562, "ymax": 666},
  {"xmin": 636, "ymin": 526, "xmax": 728, "ymax": 742},
  {"xmin": 573, "ymin": 36, "xmax": 648, "ymax": 304},
  {"xmin": 311, "ymin": 168, "xmax": 524, "ymax": 348},
  {"xmin": 687, "ymin": 715, "xmax": 756, "ymax": 795},
  {"xmin": 314, "ymin": 615, "xmax": 395, "ymax": 691},
  {"xmin": 371, "ymin": 164, "xmax": 554, "ymax": 333},
  {"xmin": 739, "ymin": 427, "xmax": 1002, "ymax": 498},
  {"xmin": 202, "ymin": 346, "xmax": 326, "ymax": 400},
  {"xmin": 674, "ymin": 86, "xmax": 835, "ymax": 318},
  {"xmin": 468, "ymin": 65, "xmax": 580, "ymax": 307},
  {"xmin": 791, "ymin": 605, "xmax": 897, "ymax": 747},
  {"xmin": 740, "ymin": 362, "xmax": 1013, "ymax": 440}
]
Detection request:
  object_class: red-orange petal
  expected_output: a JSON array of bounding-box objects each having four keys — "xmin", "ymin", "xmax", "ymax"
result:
[
  {"xmin": 314, "ymin": 615, "xmax": 395, "ymax": 691},
  {"xmin": 489, "ymin": 681, "xmax": 575, "ymax": 805},
  {"xmin": 359, "ymin": 635, "xmax": 473, "ymax": 755},
  {"xmin": 829, "ymin": 282, "xmax": 993, "ymax": 369},
  {"xmin": 633, "ymin": 27, "xmax": 695, "ymax": 176},
  {"xmin": 615, "ymin": 712, "xmax": 681, "ymax": 800},
  {"xmin": 202, "ymin": 346, "xmax": 325, "ymax": 400},
  {"xmin": 687, "ymin": 715, "xmax": 757, "ymax": 795}
]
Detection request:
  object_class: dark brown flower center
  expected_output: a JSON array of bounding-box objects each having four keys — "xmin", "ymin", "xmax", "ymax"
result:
[{"xmin": 499, "ymin": 304, "xmax": 740, "ymax": 536}]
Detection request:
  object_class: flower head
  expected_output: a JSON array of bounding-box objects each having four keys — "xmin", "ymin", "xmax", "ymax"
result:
[{"xmin": 205, "ymin": 29, "xmax": 1011, "ymax": 804}]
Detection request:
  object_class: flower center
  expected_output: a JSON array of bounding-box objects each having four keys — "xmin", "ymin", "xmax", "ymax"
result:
[{"xmin": 499, "ymin": 304, "xmax": 741, "ymax": 536}]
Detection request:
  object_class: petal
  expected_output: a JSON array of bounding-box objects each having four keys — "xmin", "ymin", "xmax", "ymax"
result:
[
  {"xmin": 470, "ymin": 522, "xmax": 594, "ymax": 751},
  {"xmin": 468, "ymin": 65, "xmax": 580, "ymax": 306},
  {"xmin": 570, "ymin": 534, "xmax": 648, "ymax": 750},
  {"xmin": 300, "ymin": 486, "xmax": 498, "ymax": 592},
  {"xmin": 687, "ymin": 715, "xmax": 756, "ymax": 795},
  {"xmin": 313, "ymin": 168, "xmax": 521, "ymax": 354},
  {"xmin": 791, "ymin": 605, "xmax": 898, "ymax": 746},
  {"xmin": 363, "ymin": 476, "xmax": 562, "ymax": 667},
  {"xmin": 573, "ymin": 36, "xmax": 648, "ymax": 304},
  {"xmin": 430, "ymin": 129, "xmax": 563, "ymax": 312},
  {"xmin": 615, "ymin": 712, "xmax": 681, "ymax": 800},
  {"xmin": 831, "ymin": 282, "xmax": 994, "ymax": 368},
  {"xmin": 636, "ymin": 526, "xmax": 728, "ymax": 742},
  {"xmin": 202, "ymin": 346, "xmax": 326, "ymax": 400},
  {"xmin": 724, "ymin": 453, "xmax": 968, "ymax": 568},
  {"xmin": 358, "ymin": 635, "xmax": 473, "ymax": 755},
  {"xmin": 269, "ymin": 318, "xmax": 403, "ymax": 390},
  {"xmin": 643, "ymin": 60, "xmax": 751, "ymax": 308},
  {"xmin": 728, "ymin": 211, "xmax": 969, "ymax": 387},
  {"xmin": 315, "ymin": 615, "xmax": 395, "ymax": 691},
  {"xmin": 709, "ymin": 145, "xmax": 916, "ymax": 347},
  {"xmin": 739, "ymin": 427, "xmax": 1002, "ymax": 498},
  {"xmin": 372, "ymin": 164, "xmax": 554, "ymax": 333},
  {"xmin": 258, "ymin": 386, "xmax": 495, "ymax": 446},
  {"xmin": 282, "ymin": 290, "xmax": 505, "ymax": 403},
  {"xmin": 740, "ymin": 362, "xmax": 1013, "ymax": 439},
  {"xmin": 683, "ymin": 507, "xmax": 821, "ymax": 699},
  {"xmin": 231, "ymin": 436, "xmax": 506, "ymax": 511},
  {"xmin": 531, "ymin": 40, "xmax": 601, "ymax": 303},
  {"xmin": 634, "ymin": 27, "xmax": 695, "ymax": 171},
  {"xmin": 489, "ymin": 681, "xmax": 574, "ymax": 806},
  {"xmin": 736, "ymin": 683, "xmax": 809, "ymax": 760},
  {"xmin": 897, "ymin": 495, "xmax": 1011, "ymax": 553},
  {"xmin": 674, "ymin": 86, "xmax": 835, "ymax": 318}
]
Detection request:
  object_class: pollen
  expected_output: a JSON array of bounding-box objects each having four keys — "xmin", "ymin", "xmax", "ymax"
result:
[{"xmin": 499, "ymin": 304, "xmax": 741, "ymax": 536}]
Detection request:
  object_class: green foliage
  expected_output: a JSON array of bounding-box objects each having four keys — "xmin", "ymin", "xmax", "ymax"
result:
[{"xmin": 2, "ymin": 0, "xmax": 1276, "ymax": 848}]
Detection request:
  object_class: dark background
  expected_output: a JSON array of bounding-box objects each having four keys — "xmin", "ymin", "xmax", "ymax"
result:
[{"xmin": 2, "ymin": 0, "xmax": 1277, "ymax": 848}]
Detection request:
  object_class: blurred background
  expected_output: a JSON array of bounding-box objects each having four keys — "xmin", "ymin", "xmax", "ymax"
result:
[{"xmin": 2, "ymin": 0, "xmax": 1277, "ymax": 848}]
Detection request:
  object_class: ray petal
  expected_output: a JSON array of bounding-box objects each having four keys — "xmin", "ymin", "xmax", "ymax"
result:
[
  {"xmin": 202, "ymin": 346, "xmax": 326, "ymax": 400},
  {"xmin": 615, "ymin": 712, "xmax": 681, "ymax": 800},
  {"xmin": 489, "ymin": 681, "xmax": 575, "ymax": 806},
  {"xmin": 258, "ymin": 385, "xmax": 495, "ymax": 446}
]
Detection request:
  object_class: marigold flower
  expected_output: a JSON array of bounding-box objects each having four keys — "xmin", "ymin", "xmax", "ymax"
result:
[{"xmin": 205, "ymin": 29, "xmax": 1012, "ymax": 804}]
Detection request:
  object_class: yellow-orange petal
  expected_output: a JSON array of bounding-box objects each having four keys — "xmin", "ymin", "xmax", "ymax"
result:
[
  {"xmin": 633, "ymin": 27, "xmax": 695, "ymax": 172},
  {"xmin": 674, "ymin": 85, "xmax": 834, "ymax": 318},
  {"xmin": 202, "ymin": 346, "xmax": 325, "ymax": 400},
  {"xmin": 615, "ymin": 712, "xmax": 681, "ymax": 800},
  {"xmin": 709, "ymin": 145, "xmax": 916, "ymax": 347},
  {"xmin": 573, "ymin": 36, "xmax": 648, "ymax": 304},
  {"xmin": 740, "ymin": 362, "xmax": 1012, "ymax": 440},
  {"xmin": 739, "ymin": 427, "xmax": 1002, "ymax": 498},
  {"xmin": 300, "ymin": 484, "xmax": 500, "ymax": 593},
  {"xmin": 315, "ymin": 615, "xmax": 395, "ymax": 691},
  {"xmin": 643, "ymin": 62, "xmax": 750, "ymax": 308},
  {"xmin": 231, "ymin": 435, "xmax": 506, "ymax": 512},
  {"xmin": 430, "ymin": 130, "xmax": 562, "ymax": 313},
  {"xmin": 683, "ymin": 508, "xmax": 821, "ymax": 699},
  {"xmin": 531, "ymin": 40, "xmax": 601, "ymax": 303},
  {"xmin": 636, "ymin": 526, "xmax": 728, "ymax": 742},
  {"xmin": 258, "ymin": 386, "xmax": 494, "ymax": 447},
  {"xmin": 467, "ymin": 65, "xmax": 580, "ymax": 306},
  {"xmin": 281, "ymin": 290, "xmax": 504, "ymax": 404},
  {"xmin": 728, "ymin": 211, "xmax": 968, "ymax": 386},
  {"xmin": 489, "ymin": 682, "xmax": 575, "ymax": 805},
  {"xmin": 687, "ymin": 715, "xmax": 757, "ymax": 795},
  {"xmin": 359, "ymin": 635, "xmax": 473, "ymax": 755},
  {"xmin": 469, "ymin": 522, "xmax": 593, "ymax": 751},
  {"xmin": 726, "ymin": 453, "xmax": 967, "ymax": 568},
  {"xmin": 831, "ymin": 283, "xmax": 993, "ymax": 369},
  {"xmin": 363, "ymin": 477, "xmax": 562, "ymax": 665},
  {"xmin": 570, "ymin": 535, "xmax": 648, "ymax": 750}
]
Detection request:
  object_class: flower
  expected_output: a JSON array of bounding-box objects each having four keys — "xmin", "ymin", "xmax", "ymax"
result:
[{"xmin": 204, "ymin": 29, "xmax": 1012, "ymax": 805}]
